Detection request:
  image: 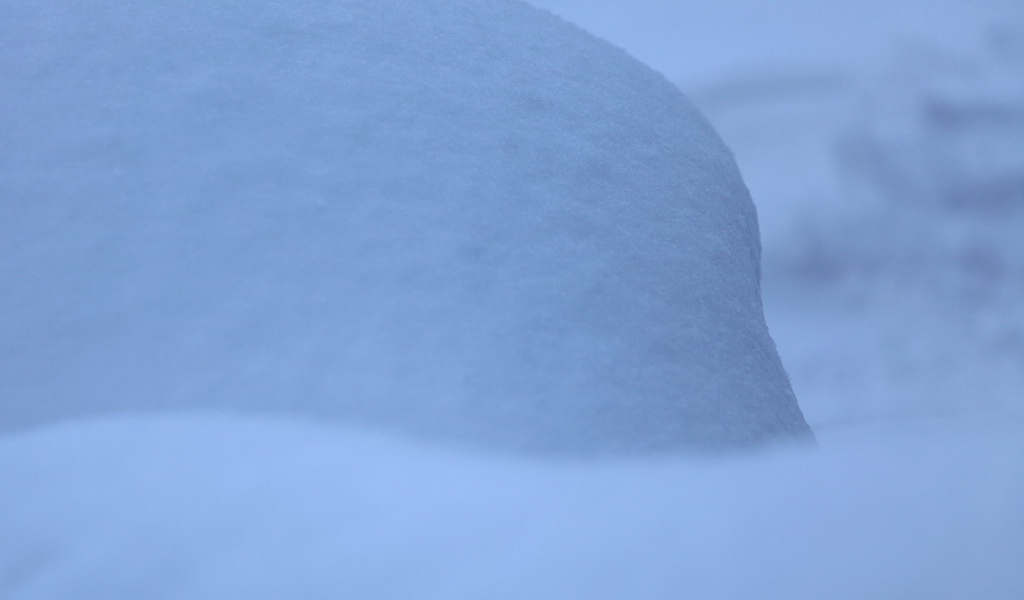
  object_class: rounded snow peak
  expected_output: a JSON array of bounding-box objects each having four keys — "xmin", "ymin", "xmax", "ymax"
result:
[{"xmin": 0, "ymin": 0, "xmax": 812, "ymax": 453}]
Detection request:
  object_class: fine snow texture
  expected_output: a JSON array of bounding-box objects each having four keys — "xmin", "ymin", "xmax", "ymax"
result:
[
  {"xmin": 1, "ymin": 416, "xmax": 1021, "ymax": 600},
  {"xmin": 0, "ymin": 0, "xmax": 811, "ymax": 452}
]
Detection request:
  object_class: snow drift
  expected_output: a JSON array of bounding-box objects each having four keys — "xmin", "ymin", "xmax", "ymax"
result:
[
  {"xmin": 0, "ymin": 0, "xmax": 811, "ymax": 452},
  {"xmin": 1, "ymin": 416, "xmax": 1021, "ymax": 600}
]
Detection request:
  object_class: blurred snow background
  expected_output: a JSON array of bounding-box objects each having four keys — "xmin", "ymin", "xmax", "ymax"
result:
[{"xmin": 534, "ymin": 0, "xmax": 1024, "ymax": 429}]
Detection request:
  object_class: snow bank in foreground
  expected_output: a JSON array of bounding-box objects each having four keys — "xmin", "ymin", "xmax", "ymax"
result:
[
  {"xmin": 1, "ymin": 415, "xmax": 1021, "ymax": 599},
  {"xmin": 0, "ymin": 0, "xmax": 810, "ymax": 452}
]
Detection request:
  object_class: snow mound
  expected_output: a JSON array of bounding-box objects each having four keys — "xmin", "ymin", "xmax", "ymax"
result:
[{"xmin": 0, "ymin": 0, "xmax": 810, "ymax": 452}]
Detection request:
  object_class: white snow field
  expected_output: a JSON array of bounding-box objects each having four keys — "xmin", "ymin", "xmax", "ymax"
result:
[
  {"xmin": 0, "ymin": 0, "xmax": 810, "ymax": 452},
  {"xmin": 3, "ymin": 0, "xmax": 1024, "ymax": 598}
]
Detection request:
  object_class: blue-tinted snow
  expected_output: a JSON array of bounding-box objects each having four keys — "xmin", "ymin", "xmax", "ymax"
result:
[
  {"xmin": 1, "ymin": 416, "xmax": 1021, "ymax": 600},
  {"xmin": 0, "ymin": 0, "xmax": 810, "ymax": 451},
  {"xmin": 535, "ymin": 0, "xmax": 1024, "ymax": 429},
  {"xmin": 2, "ymin": 0, "xmax": 1023, "ymax": 597}
]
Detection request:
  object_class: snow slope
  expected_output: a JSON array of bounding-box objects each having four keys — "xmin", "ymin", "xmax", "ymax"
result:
[
  {"xmin": 1, "ymin": 416, "xmax": 1022, "ymax": 600},
  {"xmin": 0, "ymin": 0, "xmax": 810, "ymax": 452}
]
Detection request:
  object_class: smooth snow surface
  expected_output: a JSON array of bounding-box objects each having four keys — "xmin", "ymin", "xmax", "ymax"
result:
[
  {"xmin": 2, "ymin": 416, "xmax": 1022, "ymax": 600},
  {"xmin": 0, "ymin": 0, "xmax": 811, "ymax": 453}
]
